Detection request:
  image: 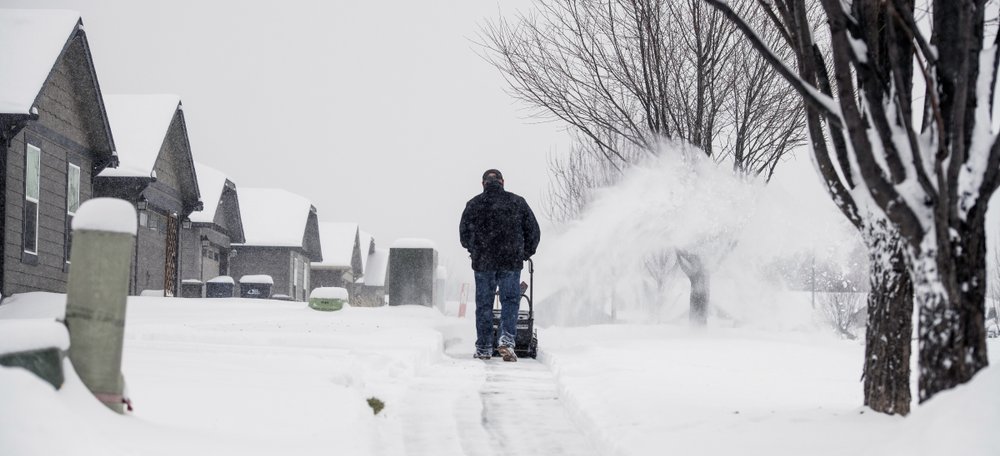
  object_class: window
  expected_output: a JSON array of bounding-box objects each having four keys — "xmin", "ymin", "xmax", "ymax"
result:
[
  {"xmin": 65, "ymin": 164, "xmax": 81, "ymax": 263},
  {"xmin": 304, "ymin": 262, "xmax": 310, "ymax": 296},
  {"xmin": 67, "ymin": 164, "xmax": 80, "ymax": 214},
  {"xmin": 293, "ymin": 256, "xmax": 300, "ymax": 299},
  {"xmin": 23, "ymin": 144, "xmax": 41, "ymax": 255}
]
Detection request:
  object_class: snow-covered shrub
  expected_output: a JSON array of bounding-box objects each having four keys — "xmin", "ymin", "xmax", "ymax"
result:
[{"xmin": 815, "ymin": 292, "xmax": 867, "ymax": 339}]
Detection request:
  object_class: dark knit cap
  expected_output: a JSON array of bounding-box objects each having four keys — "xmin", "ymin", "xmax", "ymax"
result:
[{"xmin": 482, "ymin": 169, "xmax": 503, "ymax": 182}]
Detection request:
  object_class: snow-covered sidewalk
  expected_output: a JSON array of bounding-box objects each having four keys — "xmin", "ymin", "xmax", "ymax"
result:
[{"xmin": 1, "ymin": 293, "xmax": 997, "ymax": 456}]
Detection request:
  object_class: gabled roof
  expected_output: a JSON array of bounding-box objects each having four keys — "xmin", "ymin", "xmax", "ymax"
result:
[
  {"xmin": 190, "ymin": 162, "xmax": 231, "ymax": 223},
  {"xmin": 0, "ymin": 9, "xmax": 116, "ymax": 166},
  {"xmin": 190, "ymin": 162, "xmax": 245, "ymax": 243},
  {"xmin": 99, "ymin": 94, "xmax": 182, "ymax": 178},
  {"xmin": 234, "ymin": 188, "xmax": 322, "ymax": 261},
  {"xmin": 0, "ymin": 10, "xmax": 80, "ymax": 114},
  {"xmin": 363, "ymin": 249, "xmax": 389, "ymax": 287},
  {"xmin": 313, "ymin": 222, "xmax": 359, "ymax": 269},
  {"xmin": 359, "ymin": 231, "xmax": 374, "ymax": 273}
]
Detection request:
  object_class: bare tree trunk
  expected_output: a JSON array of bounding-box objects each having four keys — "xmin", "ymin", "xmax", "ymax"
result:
[
  {"xmin": 917, "ymin": 216, "xmax": 990, "ymax": 401},
  {"xmin": 863, "ymin": 223, "xmax": 913, "ymax": 415},
  {"xmin": 678, "ymin": 250, "xmax": 708, "ymax": 325}
]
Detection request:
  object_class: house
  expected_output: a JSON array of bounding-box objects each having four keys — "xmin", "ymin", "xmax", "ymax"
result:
[
  {"xmin": 229, "ymin": 188, "xmax": 322, "ymax": 301},
  {"xmin": 0, "ymin": 10, "xmax": 118, "ymax": 298},
  {"xmin": 94, "ymin": 94, "xmax": 202, "ymax": 296},
  {"xmin": 355, "ymin": 248, "xmax": 389, "ymax": 307},
  {"xmin": 311, "ymin": 222, "xmax": 362, "ymax": 296},
  {"xmin": 180, "ymin": 162, "xmax": 245, "ymax": 286}
]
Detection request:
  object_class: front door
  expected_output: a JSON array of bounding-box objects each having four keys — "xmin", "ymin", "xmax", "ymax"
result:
[{"xmin": 163, "ymin": 214, "xmax": 178, "ymax": 297}]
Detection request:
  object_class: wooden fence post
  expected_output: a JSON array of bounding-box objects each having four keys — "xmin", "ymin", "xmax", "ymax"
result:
[{"xmin": 64, "ymin": 198, "xmax": 136, "ymax": 413}]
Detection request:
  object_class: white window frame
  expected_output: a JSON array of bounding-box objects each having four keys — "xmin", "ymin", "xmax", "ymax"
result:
[
  {"xmin": 24, "ymin": 143, "xmax": 41, "ymax": 255},
  {"xmin": 65, "ymin": 163, "xmax": 81, "ymax": 264},
  {"xmin": 66, "ymin": 163, "xmax": 80, "ymax": 216}
]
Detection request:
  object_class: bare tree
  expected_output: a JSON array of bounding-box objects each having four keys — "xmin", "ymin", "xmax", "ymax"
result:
[
  {"xmin": 544, "ymin": 136, "xmax": 643, "ymax": 223},
  {"xmin": 706, "ymin": 0, "xmax": 999, "ymax": 409},
  {"xmin": 483, "ymin": 0, "xmax": 804, "ymax": 323},
  {"xmin": 817, "ymin": 291, "xmax": 867, "ymax": 339}
]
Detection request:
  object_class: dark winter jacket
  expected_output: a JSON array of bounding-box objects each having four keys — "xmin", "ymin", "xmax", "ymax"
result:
[{"xmin": 459, "ymin": 185, "xmax": 541, "ymax": 271}]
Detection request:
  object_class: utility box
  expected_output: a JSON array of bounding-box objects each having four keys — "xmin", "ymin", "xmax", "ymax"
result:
[
  {"xmin": 386, "ymin": 240, "xmax": 438, "ymax": 307},
  {"xmin": 206, "ymin": 276, "xmax": 236, "ymax": 298},
  {"xmin": 309, "ymin": 287, "xmax": 349, "ymax": 311}
]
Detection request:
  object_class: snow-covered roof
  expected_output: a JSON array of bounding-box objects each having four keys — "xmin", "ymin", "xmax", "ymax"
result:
[
  {"xmin": 313, "ymin": 222, "xmax": 358, "ymax": 269},
  {"xmin": 236, "ymin": 188, "xmax": 314, "ymax": 247},
  {"xmin": 190, "ymin": 162, "xmax": 231, "ymax": 223},
  {"xmin": 99, "ymin": 94, "xmax": 181, "ymax": 178},
  {"xmin": 359, "ymin": 231, "xmax": 374, "ymax": 272},
  {"xmin": 363, "ymin": 249, "xmax": 390, "ymax": 287},
  {"xmin": 391, "ymin": 238, "xmax": 437, "ymax": 249},
  {"xmin": 0, "ymin": 10, "xmax": 81, "ymax": 114}
]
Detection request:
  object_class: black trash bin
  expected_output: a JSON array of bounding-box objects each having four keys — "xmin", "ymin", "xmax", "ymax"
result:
[
  {"xmin": 181, "ymin": 280, "xmax": 204, "ymax": 298},
  {"xmin": 206, "ymin": 276, "xmax": 236, "ymax": 298},
  {"xmin": 239, "ymin": 275, "xmax": 273, "ymax": 299}
]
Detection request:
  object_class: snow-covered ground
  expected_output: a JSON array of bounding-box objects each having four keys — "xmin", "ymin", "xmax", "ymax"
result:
[{"xmin": 0, "ymin": 292, "xmax": 997, "ymax": 456}]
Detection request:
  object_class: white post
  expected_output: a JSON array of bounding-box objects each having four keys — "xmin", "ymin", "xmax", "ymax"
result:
[{"xmin": 64, "ymin": 198, "xmax": 136, "ymax": 413}]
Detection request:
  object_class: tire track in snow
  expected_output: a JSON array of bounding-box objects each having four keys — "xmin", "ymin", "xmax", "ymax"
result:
[
  {"xmin": 396, "ymin": 354, "xmax": 599, "ymax": 456},
  {"xmin": 479, "ymin": 359, "xmax": 599, "ymax": 456}
]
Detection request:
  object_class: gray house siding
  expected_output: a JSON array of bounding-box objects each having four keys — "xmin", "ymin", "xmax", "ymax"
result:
[
  {"xmin": 181, "ymin": 183, "xmax": 242, "ymax": 283},
  {"xmin": 181, "ymin": 226, "xmax": 232, "ymax": 282},
  {"xmin": 1, "ymin": 36, "xmax": 104, "ymax": 297},
  {"xmin": 98, "ymin": 109, "xmax": 200, "ymax": 296},
  {"xmin": 229, "ymin": 247, "xmax": 311, "ymax": 301},
  {"xmin": 311, "ymin": 269, "xmax": 348, "ymax": 289}
]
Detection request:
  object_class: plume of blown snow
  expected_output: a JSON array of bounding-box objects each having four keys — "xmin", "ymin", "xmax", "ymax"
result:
[{"xmin": 534, "ymin": 140, "xmax": 862, "ymax": 330}]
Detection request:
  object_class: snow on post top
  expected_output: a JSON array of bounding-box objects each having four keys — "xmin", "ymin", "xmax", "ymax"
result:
[
  {"xmin": 98, "ymin": 94, "xmax": 182, "ymax": 178},
  {"xmin": 0, "ymin": 319, "xmax": 69, "ymax": 355},
  {"xmin": 0, "ymin": 10, "xmax": 81, "ymax": 114},
  {"xmin": 239, "ymin": 275, "xmax": 274, "ymax": 285},
  {"xmin": 390, "ymin": 238, "xmax": 437, "ymax": 249},
  {"xmin": 309, "ymin": 287, "xmax": 348, "ymax": 300},
  {"xmin": 72, "ymin": 198, "xmax": 137, "ymax": 235}
]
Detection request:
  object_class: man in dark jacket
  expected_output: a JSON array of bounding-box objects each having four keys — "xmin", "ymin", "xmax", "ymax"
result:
[{"xmin": 460, "ymin": 169, "xmax": 541, "ymax": 361}]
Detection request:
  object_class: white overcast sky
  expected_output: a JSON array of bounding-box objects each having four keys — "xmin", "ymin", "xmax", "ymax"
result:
[{"xmin": 4, "ymin": 0, "xmax": 567, "ymax": 284}]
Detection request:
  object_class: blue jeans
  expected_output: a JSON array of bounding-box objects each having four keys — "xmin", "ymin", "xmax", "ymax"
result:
[{"xmin": 474, "ymin": 269, "xmax": 521, "ymax": 351}]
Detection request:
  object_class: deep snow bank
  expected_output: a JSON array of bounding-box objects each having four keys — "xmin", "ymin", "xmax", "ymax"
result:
[
  {"xmin": 537, "ymin": 326, "xmax": 999, "ymax": 456},
  {"xmin": 0, "ymin": 294, "xmax": 456, "ymax": 456}
]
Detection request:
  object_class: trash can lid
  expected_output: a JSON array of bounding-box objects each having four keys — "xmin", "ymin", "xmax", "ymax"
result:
[{"xmin": 239, "ymin": 275, "xmax": 274, "ymax": 285}]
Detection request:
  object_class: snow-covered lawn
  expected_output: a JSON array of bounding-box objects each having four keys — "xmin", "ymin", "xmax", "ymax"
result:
[
  {"xmin": 542, "ymin": 325, "xmax": 999, "ymax": 456},
  {"xmin": 0, "ymin": 293, "xmax": 997, "ymax": 455}
]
